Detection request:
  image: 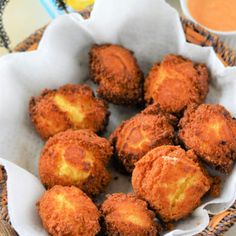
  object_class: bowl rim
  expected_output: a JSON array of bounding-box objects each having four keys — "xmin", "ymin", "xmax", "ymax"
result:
[{"xmin": 180, "ymin": 0, "xmax": 236, "ymax": 35}]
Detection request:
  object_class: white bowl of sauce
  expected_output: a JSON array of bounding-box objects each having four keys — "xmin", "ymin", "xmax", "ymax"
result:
[{"xmin": 180, "ymin": 0, "xmax": 236, "ymax": 49}]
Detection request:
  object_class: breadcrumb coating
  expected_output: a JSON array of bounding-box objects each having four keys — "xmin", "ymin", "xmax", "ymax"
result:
[
  {"xmin": 100, "ymin": 193, "xmax": 159, "ymax": 236},
  {"xmin": 178, "ymin": 104, "xmax": 236, "ymax": 173},
  {"xmin": 90, "ymin": 44, "xmax": 143, "ymax": 105},
  {"xmin": 132, "ymin": 145, "xmax": 211, "ymax": 222},
  {"xmin": 110, "ymin": 104, "xmax": 176, "ymax": 172},
  {"xmin": 38, "ymin": 185, "xmax": 100, "ymax": 236},
  {"xmin": 39, "ymin": 129, "xmax": 113, "ymax": 196},
  {"xmin": 144, "ymin": 54, "xmax": 209, "ymax": 114},
  {"xmin": 29, "ymin": 84, "xmax": 109, "ymax": 139}
]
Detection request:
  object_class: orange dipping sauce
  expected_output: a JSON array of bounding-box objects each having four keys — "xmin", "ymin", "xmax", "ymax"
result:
[{"xmin": 188, "ymin": 0, "xmax": 236, "ymax": 32}]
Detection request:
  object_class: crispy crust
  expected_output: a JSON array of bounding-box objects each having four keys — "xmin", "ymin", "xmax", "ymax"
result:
[
  {"xmin": 89, "ymin": 44, "xmax": 143, "ymax": 105},
  {"xmin": 144, "ymin": 54, "xmax": 209, "ymax": 114},
  {"xmin": 38, "ymin": 185, "xmax": 100, "ymax": 236},
  {"xmin": 178, "ymin": 104, "xmax": 236, "ymax": 173},
  {"xmin": 132, "ymin": 145, "xmax": 211, "ymax": 222},
  {"xmin": 100, "ymin": 193, "xmax": 159, "ymax": 236},
  {"xmin": 39, "ymin": 129, "xmax": 113, "ymax": 196},
  {"xmin": 110, "ymin": 104, "xmax": 176, "ymax": 172},
  {"xmin": 29, "ymin": 84, "xmax": 110, "ymax": 140}
]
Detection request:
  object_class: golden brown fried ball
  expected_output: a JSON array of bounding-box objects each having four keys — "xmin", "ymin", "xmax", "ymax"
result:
[
  {"xmin": 29, "ymin": 84, "xmax": 109, "ymax": 140},
  {"xmin": 39, "ymin": 129, "xmax": 113, "ymax": 196},
  {"xmin": 100, "ymin": 193, "xmax": 158, "ymax": 236},
  {"xmin": 132, "ymin": 145, "xmax": 211, "ymax": 222},
  {"xmin": 178, "ymin": 104, "xmax": 236, "ymax": 173},
  {"xmin": 144, "ymin": 54, "xmax": 209, "ymax": 114},
  {"xmin": 110, "ymin": 104, "xmax": 176, "ymax": 172},
  {"xmin": 38, "ymin": 185, "xmax": 100, "ymax": 236},
  {"xmin": 89, "ymin": 44, "xmax": 143, "ymax": 105}
]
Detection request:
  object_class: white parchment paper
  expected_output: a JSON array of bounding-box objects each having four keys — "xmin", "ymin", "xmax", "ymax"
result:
[{"xmin": 0, "ymin": 0, "xmax": 235, "ymax": 235}]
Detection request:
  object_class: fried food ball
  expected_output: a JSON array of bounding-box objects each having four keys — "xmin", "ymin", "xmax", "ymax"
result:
[
  {"xmin": 100, "ymin": 193, "xmax": 158, "ymax": 236},
  {"xmin": 39, "ymin": 129, "xmax": 113, "ymax": 196},
  {"xmin": 29, "ymin": 84, "xmax": 109, "ymax": 140},
  {"xmin": 38, "ymin": 185, "xmax": 100, "ymax": 236},
  {"xmin": 110, "ymin": 104, "xmax": 176, "ymax": 172},
  {"xmin": 132, "ymin": 145, "xmax": 211, "ymax": 222},
  {"xmin": 89, "ymin": 44, "xmax": 143, "ymax": 105},
  {"xmin": 144, "ymin": 54, "xmax": 209, "ymax": 114},
  {"xmin": 178, "ymin": 104, "xmax": 236, "ymax": 173}
]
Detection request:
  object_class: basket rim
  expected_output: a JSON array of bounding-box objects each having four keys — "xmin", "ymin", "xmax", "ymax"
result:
[{"xmin": 14, "ymin": 17, "xmax": 236, "ymax": 67}]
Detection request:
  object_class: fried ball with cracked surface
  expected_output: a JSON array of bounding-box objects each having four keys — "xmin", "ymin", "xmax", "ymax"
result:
[
  {"xmin": 132, "ymin": 145, "xmax": 211, "ymax": 222},
  {"xmin": 38, "ymin": 185, "xmax": 100, "ymax": 236},
  {"xmin": 178, "ymin": 104, "xmax": 236, "ymax": 173},
  {"xmin": 100, "ymin": 193, "xmax": 159, "ymax": 236},
  {"xmin": 39, "ymin": 129, "xmax": 112, "ymax": 196},
  {"xmin": 144, "ymin": 54, "xmax": 209, "ymax": 114},
  {"xmin": 29, "ymin": 84, "xmax": 109, "ymax": 140},
  {"xmin": 89, "ymin": 44, "xmax": 143, "ymax": 105},
  {"xmin": 110, "ymin": 104, "xmax": 176, "ymax": 173}
]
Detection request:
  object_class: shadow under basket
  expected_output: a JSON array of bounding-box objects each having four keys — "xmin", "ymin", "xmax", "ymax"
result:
[{"xmin": 2, "ymin": 15, "xmax": 235, "ymax": 236}]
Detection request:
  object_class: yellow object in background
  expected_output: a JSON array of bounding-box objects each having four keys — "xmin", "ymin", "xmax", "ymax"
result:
[{"xmin": 65, "ymin": 0, "xmax": 94, "ymax": 11}]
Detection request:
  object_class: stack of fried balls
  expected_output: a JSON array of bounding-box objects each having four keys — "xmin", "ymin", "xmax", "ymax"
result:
[{"xmin": 29, "ymin": 44, "xmax": 236, "ymax": 236}]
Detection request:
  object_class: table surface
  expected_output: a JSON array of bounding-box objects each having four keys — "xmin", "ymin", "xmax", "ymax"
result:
[{"xmin": 1, "ymin": 0, "xmax": 235, "ymax": 235}]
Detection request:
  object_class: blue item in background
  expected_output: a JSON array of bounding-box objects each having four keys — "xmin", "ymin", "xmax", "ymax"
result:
[{"xmin": 40, "ymin": 0, "xmax": 74, "ymax": 18}]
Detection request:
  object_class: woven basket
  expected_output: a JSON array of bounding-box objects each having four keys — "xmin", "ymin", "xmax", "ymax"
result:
[{"xmin": 1, "ymin": 15, "xmax": 235, "ymax": 236}]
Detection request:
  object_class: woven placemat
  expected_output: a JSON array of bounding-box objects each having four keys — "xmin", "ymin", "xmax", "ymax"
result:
[
  {"xmin": 1, "ymin": 15, "xmax": 235, "ymax": 236},
  {"xmin": 0, "ymin": 166, "xmax": 18, "ymax": 235}
]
